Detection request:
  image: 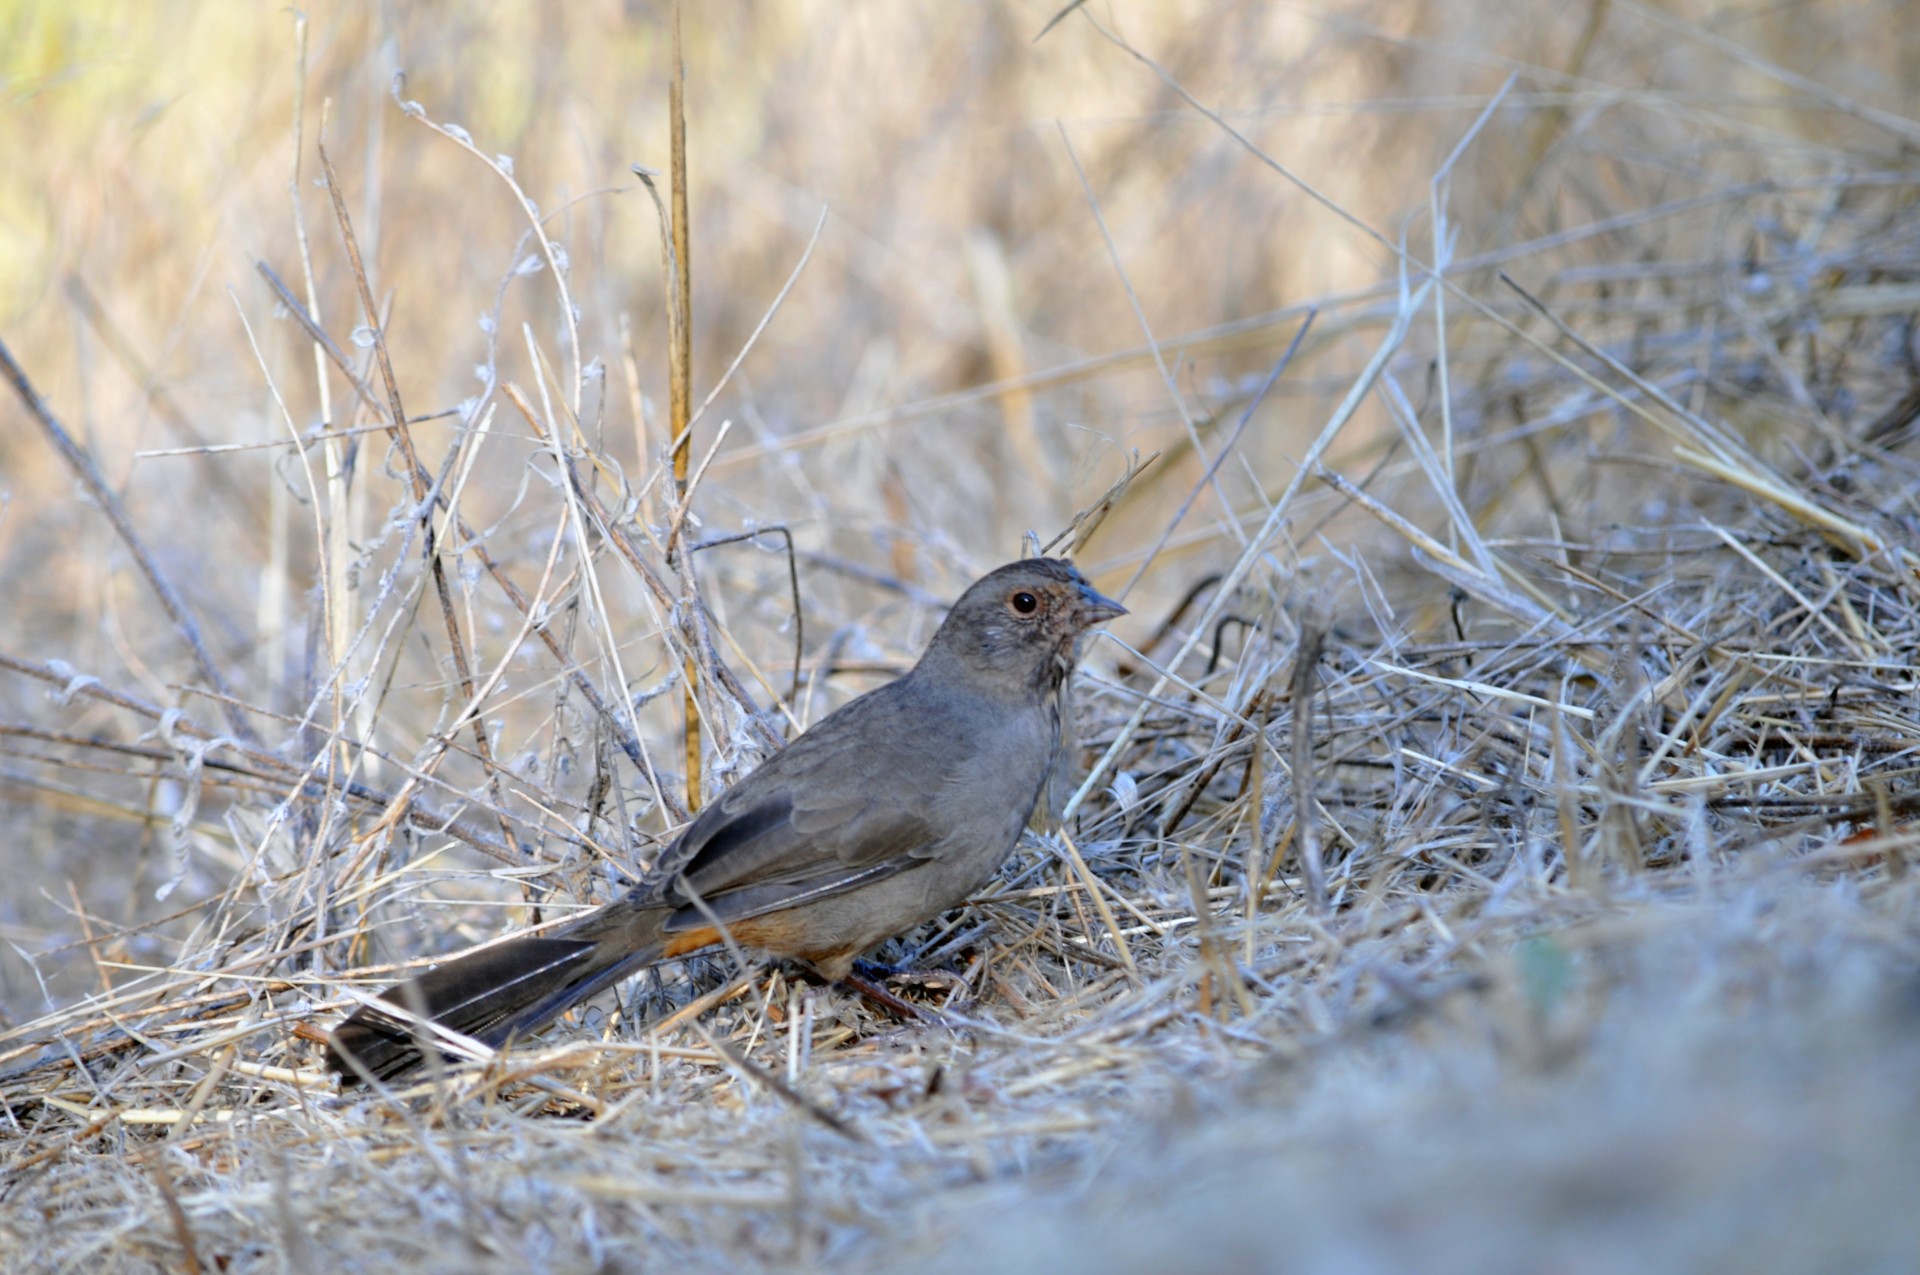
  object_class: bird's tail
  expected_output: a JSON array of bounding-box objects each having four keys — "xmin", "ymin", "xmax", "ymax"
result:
[{"xmin": 326, "ymin": 901, "xmax": 668, "ymax": 1084}]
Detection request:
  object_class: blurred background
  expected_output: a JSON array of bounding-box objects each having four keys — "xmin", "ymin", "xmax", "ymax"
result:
[
  {"xmin": 7, "ymin": 4, "xmax": 1920, "ymax": 1271},
  {"xmin": 4, "ymin": 0, "xmax": 1917, "ymax": 1008}
]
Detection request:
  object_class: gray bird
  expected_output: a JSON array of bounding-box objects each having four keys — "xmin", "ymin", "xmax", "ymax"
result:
[{"xmin": 328, "ymin": 557, "xmax": 1125, "ymax": 1082}]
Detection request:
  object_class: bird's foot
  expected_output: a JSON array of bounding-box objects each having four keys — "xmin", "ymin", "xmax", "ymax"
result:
[
  {"xmin": 839, "ymin": 968, "xmax": 950, "ymax": 1025},
  {"xmin": 784, "ymin": 959, "xmax": 964, "ymax": 1024},
  {"xmin": 851, "ymin": 958, "xmax": 970, "ymax": 994}
]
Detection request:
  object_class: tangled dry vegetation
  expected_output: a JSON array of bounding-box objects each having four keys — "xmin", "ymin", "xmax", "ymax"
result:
[{"xmin": 4, "ymin": 3, "xmax": 1920, "ymax": 1271}]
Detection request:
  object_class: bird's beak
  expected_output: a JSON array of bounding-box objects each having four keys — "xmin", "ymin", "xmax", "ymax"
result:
[{"xmin": 1076, "ymin": 582, "xmax": 1128, "ymax": 625}]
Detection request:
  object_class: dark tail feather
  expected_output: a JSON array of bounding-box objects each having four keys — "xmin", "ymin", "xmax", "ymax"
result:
[{"xmin": 327, "ymin": 904, "xmax": 665, "ymax": 1084}]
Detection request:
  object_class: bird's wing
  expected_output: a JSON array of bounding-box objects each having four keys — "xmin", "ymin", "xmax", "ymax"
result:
[{"xmin": 634, "ymin": 678, "xmax": 960, "ymax": 923}]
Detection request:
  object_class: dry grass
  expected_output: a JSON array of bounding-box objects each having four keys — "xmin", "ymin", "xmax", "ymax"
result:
[{"xmin": 3, "ymin": 2, "xmax": 1920, "ymax": 1271}]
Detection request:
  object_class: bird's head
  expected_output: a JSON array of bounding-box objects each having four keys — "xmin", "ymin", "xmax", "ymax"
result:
[{"xmin": 922, "ymin": 558, "xmax": 1126, "ymax": 695}]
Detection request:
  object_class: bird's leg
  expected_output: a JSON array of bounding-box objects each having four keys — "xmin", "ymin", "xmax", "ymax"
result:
[
  {"xmin": 780, "ymin": 959, "xmax": 952, "ymax": 1026},
  {"xmin": 839, "ymin": 966, "xmax": 942, "ymax": 1023}
]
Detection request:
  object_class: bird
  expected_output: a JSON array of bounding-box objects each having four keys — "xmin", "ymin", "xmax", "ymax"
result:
[{"xmin": 327, "ymin": 557, "xmax": 1126, "ymax": 1082}]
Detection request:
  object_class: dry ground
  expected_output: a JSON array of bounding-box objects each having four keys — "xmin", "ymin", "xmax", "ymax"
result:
[{"xmin": 3, "ymin": 3, "xmax": 1919, "ymax": 1272}]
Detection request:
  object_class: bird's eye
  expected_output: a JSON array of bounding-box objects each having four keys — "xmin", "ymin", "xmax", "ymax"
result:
[{"xmin": 1010, "ymin": 590, "xmax": 1039, "ymax": 615}]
